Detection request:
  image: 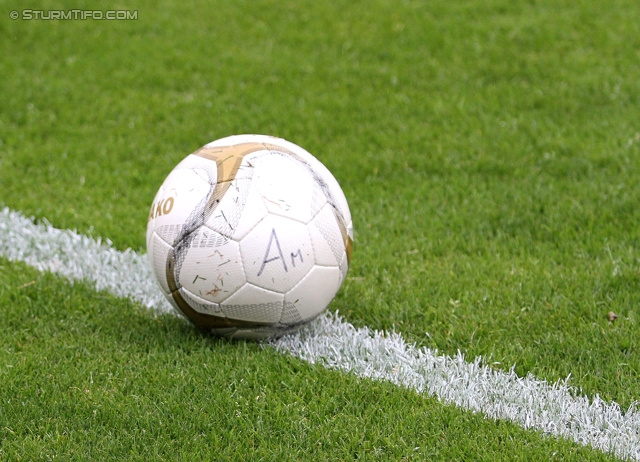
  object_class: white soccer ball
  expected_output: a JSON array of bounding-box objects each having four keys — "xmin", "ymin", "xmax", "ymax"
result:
[{"xmin": 146, "ymin": 134, "xmax": 353, "ymax": 339}]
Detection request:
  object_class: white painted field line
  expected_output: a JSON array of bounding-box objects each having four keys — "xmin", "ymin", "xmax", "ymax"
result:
[
  {"xmin": 1, "ymin": 206, "xmax": 639, "ymax": 460},
  {"xmin": 0, "ymin": 207, "xmax": 171, "ymax": 313}
]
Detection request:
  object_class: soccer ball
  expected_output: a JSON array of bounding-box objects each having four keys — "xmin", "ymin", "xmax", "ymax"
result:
[{"xmin": 146, "ymin": 134, "xmax": 353, "ymax": 339}]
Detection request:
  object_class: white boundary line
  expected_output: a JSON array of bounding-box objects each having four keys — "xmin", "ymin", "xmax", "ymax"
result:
[{"xmin": 1, "ymin": 207, "xmax": 638, "ymax": 460}]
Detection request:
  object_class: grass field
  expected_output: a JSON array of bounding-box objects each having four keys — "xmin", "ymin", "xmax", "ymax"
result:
[{"xmin": 1, "ymin": 0, "xmax": 640, "ymax": 460}]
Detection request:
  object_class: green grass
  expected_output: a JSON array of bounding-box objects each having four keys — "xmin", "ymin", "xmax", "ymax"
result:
[{"xmin": 1, "ymin": 0, "xmax": 640, "ymax": 459}]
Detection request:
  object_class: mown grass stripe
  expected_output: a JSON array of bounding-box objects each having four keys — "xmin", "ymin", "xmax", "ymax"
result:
[{"xmin": 1, "ymin": 207, "xmax": 638, "ymax": 461}]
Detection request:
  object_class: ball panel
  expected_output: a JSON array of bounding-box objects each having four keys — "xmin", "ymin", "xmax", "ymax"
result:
[
  {"xmin": 240, "ymin": 215, "xmax": 314, "ymax": 293},
  {"xmin": 148, "ymin": 232, "xmax": 173, "ymax": 294},
  {"xmin": 338, "ymin": 252, "xmax": 349, "ymax": 286},
  {"xmin": 307, "ymin": 205, "xmax": 342, "ymax": 267},
  {"xmin": 169, "ymin": 288, "xmax": 275, "ymax": 331},
  {"xmin": 204, "ymin": 158, "xmax": 255, "ymax": 237},
  {"xmin": 173, "ymin": 153, "xmax": 219, "ymax": 183},
  {"xmin": 229, "ymin": 175, "xmax": 269, "ymax": 241},
  {"xmin": 260, "ymin": 136, "xmax": 352, "ymax": 231},
  {"xmin": 179, "ymin": 287, "xmax": 225, "ymax": 317},
  {"xmin": 280, "ymin": 301, "xmax": 304, "ymax": 325},
  {"xmin": 252, "ymin": 152, "xmax": 316, "ymax": 224},
  {"xmin": 309, "ymin": 180, "xmax": 329, "ymax": 221},
  {"xmin": 176, "ymin": 228, "xmax": 246, "ymax": 304},
  {"xmin": 285, "ymin": 265, "xmax": 341, "ymax": 320},
  {"xmin": 147, "ymin": 170, "xmax": 213, "ymax": 247},
  {"xmin": 221, "ymin": 283, "xmax": 284, "ymax": 323},
  {"xmin": 310, "ymin": 202, "xmax": 347, "ymax": 266}
]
